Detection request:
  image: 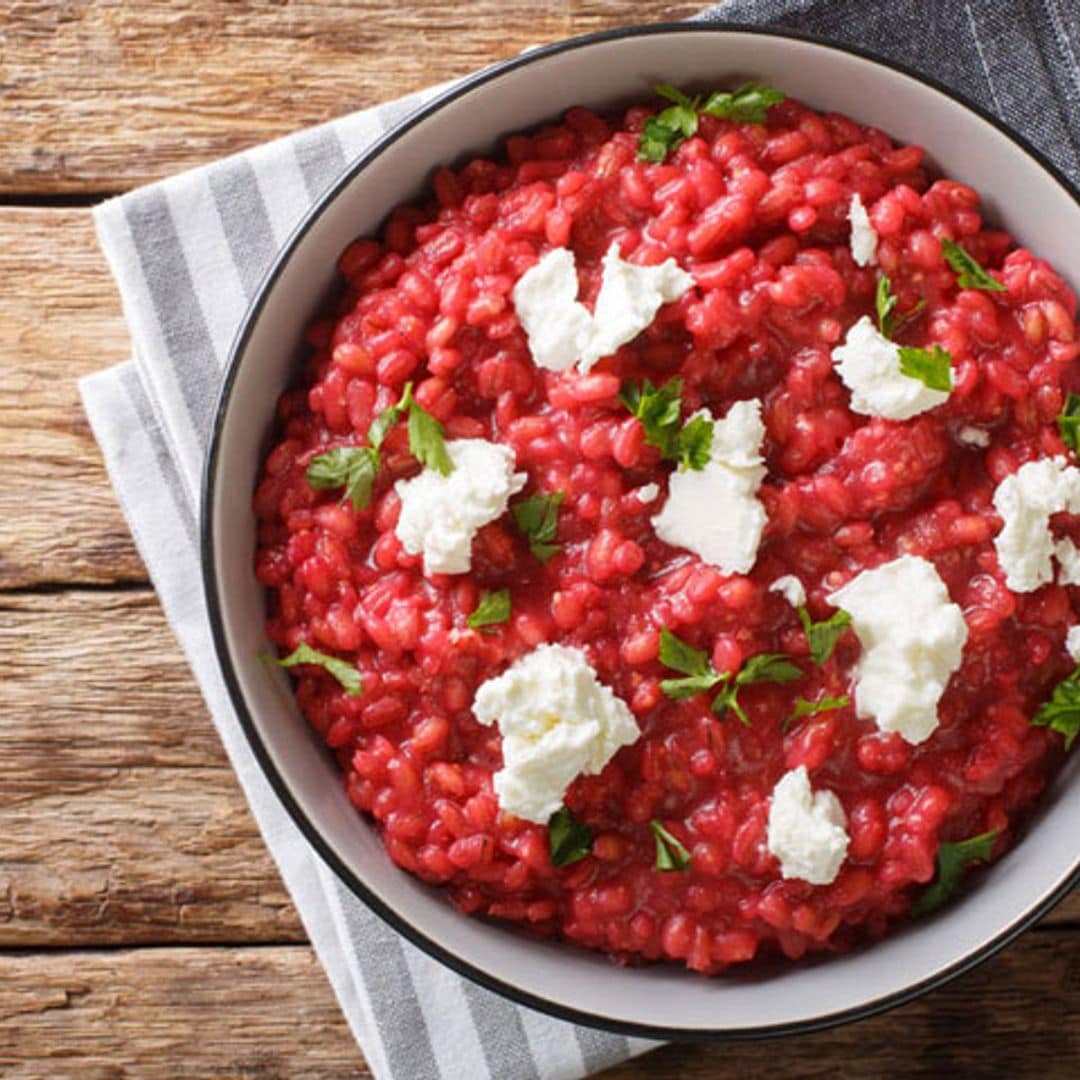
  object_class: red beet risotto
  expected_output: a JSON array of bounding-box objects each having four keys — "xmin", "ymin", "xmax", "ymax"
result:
[{"xmin": 254, "ymin": 84, "xmax": 1080, "ymax": 973}]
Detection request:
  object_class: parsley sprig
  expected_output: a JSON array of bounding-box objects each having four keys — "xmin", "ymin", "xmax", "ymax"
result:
[
  {"xmin": 911, "ymin": 830, "xmax": 998, "ymax": 917},
  {"xmin": 512, "ymin": 491, "xmax": 564, "ymax": 563},
  {"xmin": 898, "ymin": 344, "xmax": 954, "ymax": 393},
  {"xmin": 619, "ymin": 377, "xmax": 713, "ymax": 470},
  {"xmin": 306, "ymin": 381, "xmax": 453, "ymax": 508},
  {"xmin": 872, "ymin": 275, "xmax": 951, "ymax": 392},
  {"xmin": 548, "ymin": 807, "xmax": 593, "ymax": 867},
  {"xmin": 941, "ymin": 238, "xmax": 1006, "ymax": 293},
  {"xmin": 875, "ymin": 274, "xmax": 926, "ymax": 339},
  {"xmin": 650, "ymin": 820, "xmax": 692, "ymax": 872},
  {"xmin": 467, "ymin": 588, "xmax": 511, "ymax": 632},
  {"xmin": 797, "ymin": 606, "xmax": 851, "ymax": 666},
  {"xmin": 637, "ymin": 81, "xmax": 785, "ymax": 163},
  {"xmin": 658, "ymin": 628, "xmax": 801, "ymax": 725},
  {"xmin": 261, "ymin": 642, "xmax": 363, "ymax": 696},
  {"xmin": 1056, "ymin": 392, "xmax": 1080, "ymax": 453},
  {"xmin": 1032, "ymin": 665, "xmax": 1080, "ymax": 749},
  {"xmin": 788, "ymin": 693, "xmax": 850, "ymax": 728}
]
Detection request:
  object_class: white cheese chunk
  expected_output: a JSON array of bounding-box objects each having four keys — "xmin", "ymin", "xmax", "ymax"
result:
[
  {"xmin": 512, "ymin": 244, "xmax": 693, "ymax": 374},
  {"xmin": 1055, "ymin": 538, "xmax": 1080, "ymax": 586},
  {"xmin": 767, "ymin": 766, "xmax": 849, "ymax": 886},
  {"xmin": 769, "ymin": 574, "xmax": 806, "ymax": 608},
  {"xmin": 394, "ymin": 439, "xmax": 526, "ymax": 576},
  {"xmin": 1066, "ymin": 626, "xmax": 1080, "ymax": 663},
  {"xmin": 827, "ymin": 554, "xmax": 968, "ymax": 745},
  {"xmin": 992, "ymin": 456, "xmax": 1080, "ymax": 592},
  {"xmin": 832, "ymin": 315, "xmax": 952, "ymax": 420},
  {"xmin": 634, "ymin": 482, "xmax": 660, "ymax": 504},
  {"xmin": 510, "ymin": 248, "xmax": 593, "ymax": 371},
  {"xmin": 957, "ymin": 425, "xmax": 990, "ymax": 448},
  {"xmin": 848, "ymin": 194, "xmax": 878, "ymax": 267},
  {"xmin": 651, "ymin": 398, "xmax": 767, "ymax": 575},
  {"xmin": 472, "ymin": 643, "xmax": 640, "ymax": 823},
  {"xmin": 578, "ymin": 244, "xmax": 694, "ymax": 372}
]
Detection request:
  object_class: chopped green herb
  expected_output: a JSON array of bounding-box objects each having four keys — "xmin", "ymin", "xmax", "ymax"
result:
[
  {"xmin": 650, "ymin": 820, "xmax": 692, "ymax": 872},
  {"xmin": 941, "ymin": 238, "xmax": 1006, "ymax": 293},
  {"xmin": 407, "ymin": 398, "xmax": 453, "ymax": 475},
  {"xmin": 897, "ymin": 344, "xmax": 954, "ymax": 393},
  {"xmin": 875, "ymin": 274, "xmax": 927, "ymax": 340},
  {"xmin": 786, "ymin": 694, "xmax": 851, "ymax": 731},
  {"xmin": 1032, "ymin": 666, "xmax": 1080, "ymax": 749},
  {"xmin": 713, "ymin": 652, "xmax": 802, "ymax": 726},
  {"xmin": 700, "ymin": 81, "xmax": 786, "ymax": 124},
  {"xmin": 467, "ymin": 588, "xmax": 511, "ymax": 632},
  {"xmin": 261, "ymin": 642, "xmax": 363, "ymax": 696},
  {"xmin": 658, "ymin": 629, "xmax": 802, "ymax": 725},
  {"xmin": 619, "ymin": 377, "xmax": 714, "ymax": 471},
  {"xmin": 798, "ymin": 606, "xmax": 852, "ymax": 666},
  {"xmin": 306, "ymin": 446, "xmax": 380, "ymax": 510},
  {"xmin": 367, "ymin": 382, "xmax": 412, "ymax": 450},
  {"xmin": 658, "ymin": 627, "xmax": 723, "ymax": 699},
  {"xmin": 875, "ymin": 274, "xmax": 899, "ymax": 338},
  {"xmin": 512, "ymin": 491, "xmax": 565, "ymax": 563},
  {"xmin": 548, "ymin": 807, "xmax": 593, "ymax": 867},
  {"xmin": 1056, "ymin": 392, "xmax": 1080, "ymax": 453},
  {"xmin": 637, "ymin": 81, "xmax": 785, "ymax": 163},
  {"xmin": 911, "ymin": 830, "xmax": 998, "ymax": 917}
]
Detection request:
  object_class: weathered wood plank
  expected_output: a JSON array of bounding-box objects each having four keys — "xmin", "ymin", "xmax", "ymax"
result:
[
  {"xmin": 0, "ymin": 207, "xmax": 142, "ymax": 587},
  {"xmin": 1, "ymin": 1, "xmax": 702, "ymax": 194},
  {"xmin": 0, "ymin": 946, "xmax": 366, "ymax": 1079},
  {"xmin": 1, "ymin": 932, "xmax": 1077, "ymax": 1079},
  {"xmin": 0, "ymin": 588, "xmax": 301, "ymax": 945}
]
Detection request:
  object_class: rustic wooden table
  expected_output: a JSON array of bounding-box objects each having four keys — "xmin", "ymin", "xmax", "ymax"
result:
[{"xmin": 1, "ymin": 2, "xmax": 1077, "ymax": 1076}]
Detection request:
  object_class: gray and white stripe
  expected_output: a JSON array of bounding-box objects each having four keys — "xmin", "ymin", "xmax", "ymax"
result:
[{"xmin": 81, "ymin": 3, "xmax": 1079, "ymax": 1076}]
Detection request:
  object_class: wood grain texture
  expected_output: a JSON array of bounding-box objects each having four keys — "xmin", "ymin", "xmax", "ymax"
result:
[
  {"xmin": 1, "ymin": 0, "xmax": 702, "ymax": 194},
  {"xmin": 0, "ymin": 589, "xmax": 302, "ymax": 946},
  {"xmin": 0, "ymin": 207, "xmax": 142, "ymax": 587},
  {"xmin": 1, "ymin": 931, "xmax": 1078, "ymax": 1079}
]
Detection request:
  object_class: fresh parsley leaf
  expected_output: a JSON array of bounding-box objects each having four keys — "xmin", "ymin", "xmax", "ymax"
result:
[
  {"xmin": 941, "ymin": 238, "xmax": 1006, "ymax": 293},
  {"xmin": 874, "ymin": 273, "xmax": 926, "ymax": 339},
  {"xmin": 306, "ymin": 446, "xmax": 380, "ymax": 510},
  {"xmin": 911, "ymin": 830, "xmax": 998, "ymax": 917},
  {"xmin": 512, "ymin": 491, "xmax": 564, "ymax": 563},
  {"xmin": 620, "ymin": 378, "xmax": 683, "ymax": 457},
  {"xmin": 786, "ymin": 694, "xmax": 850, "ymax": 731},
  {"xmin": 261, "ymin": 642, "xmax": 363, "ymax": 696},
  {"xmin": 548, "ymin": 807, "xmax": 593, "ymax": 867},
  {"xmin": 1057, "ymin": 392, "xmax": 1080, "ymax": 454},
  {"xmin": 637, "ymin": 81, "xmax": 784, "ymax": 162},
  {"xmin": 701, "ymin": 81, "xmax": 786, "ymax": 124},
  {"xmin": 659, "ymin": 630, "xmax": 802, "ymax": 724},
  {"xmin": 368, "ymin": 382, "xmax": 413, "ymax": 449},
  {"xmin": 897, "ymin": 344, "xmax": 954, "ymax": 392},
  {"xmin": 676, "ymin": 413, "xmax": 714, "ymax": 471},
  {"xmin": 657, "ymin": 627, "xmax": 712, "ymax": 676},
  {"xmin": 650, "ymin": 820, "xmax": 692, "ymax": 872},
  {"xmin": 407, "ymin": 399, "xmax": 453, "ymax": 476},
  {"xmin": 875, "ymin": 274, "xmax": 899, "ymax": 338},
  {"xmin": 620, "ymin": 378, "xmax": 714, "ymax": 471},
  {"xmin": 713, "ymin": 652, "xmax": 802, "ymax": 726},
  {"xmin": 797, "ymin": 607, "xmax": 852, "ymax": 666},
  {"xmin": 1032, "ymin": 667, "xmax": 1080, "ymax": 749},
  {"xmin": 467, "ymin": 588, "xmax": 511, "ymax": 632}
]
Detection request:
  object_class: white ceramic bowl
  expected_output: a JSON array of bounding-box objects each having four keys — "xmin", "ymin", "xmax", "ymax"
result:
[{"xmin": 203, "ymin": 23, "xmax": 1080, "ymax": 1038}]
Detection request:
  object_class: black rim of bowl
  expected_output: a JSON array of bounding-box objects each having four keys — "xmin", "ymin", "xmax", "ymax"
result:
[{"xmin": 202, "ymin": 20, "xmax": 1080, "ymax": 1041}]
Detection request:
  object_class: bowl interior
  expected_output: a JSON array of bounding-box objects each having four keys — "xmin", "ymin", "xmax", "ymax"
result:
[{"xmin": 205, "ymin": 26, "xmax": 1080, "ymax": 1036}]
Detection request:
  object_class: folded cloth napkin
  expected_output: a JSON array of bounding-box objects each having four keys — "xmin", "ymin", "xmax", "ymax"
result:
[{"xmin": 80, "ymin": 2, "xmax": 1079, "ymax": 1077}]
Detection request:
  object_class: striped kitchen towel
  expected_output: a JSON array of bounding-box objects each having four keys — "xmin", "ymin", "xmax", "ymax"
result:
[{"xmin": 80, "ymin": 2, "xmax": 1079, "ymax": 1078}]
